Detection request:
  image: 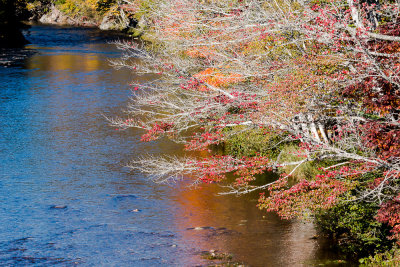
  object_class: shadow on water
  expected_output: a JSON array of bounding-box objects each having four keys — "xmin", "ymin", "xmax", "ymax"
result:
[
  {"xmin": 0, "ymin": 48, "xmax": 36, "ymax": 67},
  {"xmin": 0, "ymin": 24, "xmax": 353, "ymax": 266}
]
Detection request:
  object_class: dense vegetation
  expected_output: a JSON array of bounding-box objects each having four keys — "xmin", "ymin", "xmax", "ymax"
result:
[
  {"xmin": 111, "ymin": 0, "xmax": 400, "ymax": 263},
  {"xmin": 6, "ymin": 0, "xmax": 396, "ymax": 263},
  {"xmin": 0, "ymin": 0, "xmax": 29, "ymax": 47},
  {"xmin": 52, "ymin": 0, "xmax": 115, "ymax": 21},
  {"xmin": 3, "ymin": 0, "xmax": 398, "ymax": 263},
  {"xmin": 42, "ymin": 0, "xmax": 135, "ymax": 32}
]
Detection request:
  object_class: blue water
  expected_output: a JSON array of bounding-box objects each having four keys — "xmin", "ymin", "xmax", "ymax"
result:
[
  {"xmin": 0, "ymin": 25, "xmax": 345, "ymax": 266},
  {"xmin": 0, "ymin": 25, "xmax": 187, "ymax": 266}
]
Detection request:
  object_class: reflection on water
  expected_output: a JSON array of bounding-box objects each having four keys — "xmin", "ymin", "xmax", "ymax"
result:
[
  {"xmin": 0, "ymin": 25, "xmax": 347, "ymax": 266},
  {"xmin": 28, "ymin": 54, "xmax": 102, "ymax": 71},
  {"xmin": 172, "ymin": 183, "xmax": 322, "ymax": 266}
]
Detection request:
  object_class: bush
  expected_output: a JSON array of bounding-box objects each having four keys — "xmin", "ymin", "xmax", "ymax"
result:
[
  {"xmin": 96, "ymin": 0, "xmax": 115, "ymax": 13},
  {"xmin": 224, "ymin": 128, "xmax": 283, "ymax": 158},
  {"xmin": 54, "ymin": 0, "xmax": 114, "ymax": 20},
  {"xmin": 359, "ymin": 247, "xmax": 400, "ymax": 266},
  {"xmin": 316, "ymin": 199, "xmax": 394, "ymax": 257}
]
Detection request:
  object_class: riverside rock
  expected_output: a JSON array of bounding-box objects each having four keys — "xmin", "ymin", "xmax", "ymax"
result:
[
  {"xmin": 39, "ymin": 5, "xmax": 96, "ymax": 27},
  {"xmin": 39, "ymin": 5, "xmax": 75, "ymax": 25}
]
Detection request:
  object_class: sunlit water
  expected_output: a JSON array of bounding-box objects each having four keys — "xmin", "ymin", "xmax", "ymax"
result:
[{"xmin": 0, "ymin": 25, "xmax": 347, "ymax": 266}]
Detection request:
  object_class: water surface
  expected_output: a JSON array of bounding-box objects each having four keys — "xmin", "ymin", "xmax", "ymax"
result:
[{"xmin": 0, "ymin": 25, "xmax": 345, "ymax": 266}]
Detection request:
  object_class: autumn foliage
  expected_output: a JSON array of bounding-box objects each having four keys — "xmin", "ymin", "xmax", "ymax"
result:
[{"xmin": 111, "ymin": 0, "xmax": 400, "ymax": 256}]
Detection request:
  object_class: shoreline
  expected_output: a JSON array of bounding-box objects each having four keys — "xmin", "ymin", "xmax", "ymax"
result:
[
  {"xmin": 35, "ymin": 4, "xmax": 138, "ymax": 34},
  {"xmin": 1, "ymin": 2, "xmax": 143, "ymax": 48}
]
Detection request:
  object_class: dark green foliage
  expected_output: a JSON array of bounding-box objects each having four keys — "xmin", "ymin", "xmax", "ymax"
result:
[
  {"xmin": 315, "ymin": 199, "xmax": 394, "ymax": 257},
  {"xmin": 359, "ymin": 246, "xmax": 400, "ymax": 266},
  {"xmin": 315, "ymin": 173, "xmax": 395, "ymax": 257},
  {"xmin": 224, "ymin": 128, "xmax": 287, "ymax": 158}
]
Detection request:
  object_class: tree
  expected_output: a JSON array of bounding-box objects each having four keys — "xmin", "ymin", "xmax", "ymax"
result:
[
  {"xmin": 0, "ymin": 0, "xmax": 29, "ymax": 47},
  {"xmin": 111, "ymin": 0, "xmax": 400, "ymax": 248}
]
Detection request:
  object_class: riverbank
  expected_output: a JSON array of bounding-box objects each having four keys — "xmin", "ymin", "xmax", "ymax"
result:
[
  {"xmin": 111, "ymin": 1, "xmax": 400, "ymax": 265},
  {"xmin": 35, "ymin": 2, "xmax": 140, "ymax": 34},
  {"xmin": 1, "ymin": 1, "xmax": 146, "ymax": 48},
  {"xmin": 0, "ymin": 24, "xmax": 348, "ymax": 266}
]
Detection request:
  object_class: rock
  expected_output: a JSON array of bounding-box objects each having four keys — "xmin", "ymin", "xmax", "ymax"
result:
[
  {"xmin": 37, "ymin": 4, "xmax": 142, "ymax": 34},
  {"xmin": 130, "ymin": 209, "xmax": 140, "ymax": 212},
  {"xmin": 200, "ymin": 250, "xmax": 233, "ymax": 261},
  {"xmin": 39, "ymin": 6, "xmax": 76, "ymax": 25},
  {"xmin": 39, "ymin": 5, "xmax": 96, "ymax": 27},
  {"xmin": 186, "ymin": 226, "xmax": 215, "ymax": 231},
  {"xmin": 50, "ymin": 205, "xmax": 67, "ymax": 209}
]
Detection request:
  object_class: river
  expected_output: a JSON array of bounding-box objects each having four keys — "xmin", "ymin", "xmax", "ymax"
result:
[{"xmin": 0, "ymin": 25, "xmax": 347, "ymax": 266}]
